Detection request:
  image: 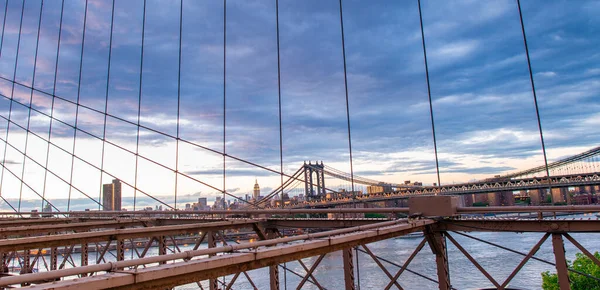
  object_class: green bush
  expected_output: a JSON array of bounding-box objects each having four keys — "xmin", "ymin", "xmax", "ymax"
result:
[
  {"xmin": 365, "ymin": 213, "xmax": 387, "ymax": 218},
  {"xmin": 542, "ymin": 252, "xmax": 600, "ymax": 290}
]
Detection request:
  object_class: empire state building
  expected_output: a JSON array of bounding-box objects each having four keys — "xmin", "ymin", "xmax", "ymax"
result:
[{"xmin": 253, "ymin": 179, "xmax": 260, "ymax": 200}]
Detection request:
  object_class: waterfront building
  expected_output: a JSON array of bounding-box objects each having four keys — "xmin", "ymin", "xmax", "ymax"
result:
[{"xmin": 102, "ymin": 179, "xmax": 122, "ymax": 211}]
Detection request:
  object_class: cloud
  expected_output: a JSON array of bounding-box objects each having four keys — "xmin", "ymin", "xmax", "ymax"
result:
[{"xmin": 536, "ymin": 71, "xmax": 557, "ymax": 77}]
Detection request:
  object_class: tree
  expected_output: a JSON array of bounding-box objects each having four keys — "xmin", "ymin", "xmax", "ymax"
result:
[{"xmin": 542, "ymin": 252, "xmax": 600, "ymax": 290}]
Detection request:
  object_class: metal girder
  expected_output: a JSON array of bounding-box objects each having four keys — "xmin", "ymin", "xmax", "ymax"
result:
[
  {"xmin": 208, "ymin": 231, "xmax": 218, "ymax": 290},
  {"xmin": 296, "ymin": 254, "xmax": 326, "ymax": 290},
  {"xmin": 361, "ymin": 244, "xmax": 403, "ymax": 290},
  {"xmin": 0, "ymin": 220, "xmax": 258, "ymax": 252},
  {"xmin": 22, "ymin": 220, "xmax": 430, "ymax": 290},
  {"xmin": 500, "ymin": 233, "xmax": 550, "ymax": 288},
  {"xmin": 425, "ymin": 229, "xmax": 450, "ymax": 290},
  {"xmin": 296, "ymin": 259, "xmax": 324, "ymax": 289},
  {"xmin": 264, "ymin": 218, "xmax": 390, "ymax": 229},
  {"xmin": 269, "ymin": 264, "xmax": 279, "ymax": 290},
  {"xmin": 551, "ymin": 234, "xmax": 571, "ymax": 290},
  {"xmin": 445, "ymin": 233, "xmax": 500, "ymax": 289},
  {"xmin": 0, "ymin": 219, "xmax": 148, "ymax": 237},
  {"xmin": 433, "ymin": 219, "xmax": 600, "ymax": 233},
  {"xmin": 343, "ymin": 248, "xmax": 355, "ymax": 290}
]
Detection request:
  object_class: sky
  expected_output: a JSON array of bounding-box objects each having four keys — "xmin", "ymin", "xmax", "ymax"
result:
[{"xmin": 0, "ymin": 0, "xmax": 598, "ymax": 211}]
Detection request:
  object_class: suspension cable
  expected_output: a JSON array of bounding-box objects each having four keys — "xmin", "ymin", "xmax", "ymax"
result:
[
  {"xmin": 516, "ymin": 0, "xmax": 553, "ymax": 203},
  {"xmin": 99, "ymin": 0, "xmax": 116, "ymax": 211},
  {"xmin": 417, "ymin": 0, "xmax": 441, "ymax": 190},
  {"xmin": 133, "ymin": 0, "xmax": 147, "ymax": 211},
  {"xmin": 338, "ymin": 0, "xmax": 356, "ymax": 203}
]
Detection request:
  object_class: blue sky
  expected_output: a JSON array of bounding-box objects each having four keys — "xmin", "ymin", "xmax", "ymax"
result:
[{"xmin": 0, "ymin": 0, "xmax": 598, "ymax": 211}]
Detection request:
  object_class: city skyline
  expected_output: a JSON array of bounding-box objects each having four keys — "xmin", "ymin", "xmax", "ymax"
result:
[{"xmin": 0, "ymin": 0, "xmax": 598, "ymax": 212}]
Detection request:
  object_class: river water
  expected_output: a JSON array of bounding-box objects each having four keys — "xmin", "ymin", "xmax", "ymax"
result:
[
  {"xmin": 180, "ymin": 214, "xmax": 600, "ymax": 290},
  {"xmin": 21, "ymin": 214, "xmax": 600, "ymax": 289}
]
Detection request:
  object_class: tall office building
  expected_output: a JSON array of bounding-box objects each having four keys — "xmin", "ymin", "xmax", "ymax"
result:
[
  {"xmin": 253, "ymin": 179, "xmax": 260, "ymax": 200},
  {"xmin": 102, "ymin": 179, "xmax": 122, "ymax": 211}
]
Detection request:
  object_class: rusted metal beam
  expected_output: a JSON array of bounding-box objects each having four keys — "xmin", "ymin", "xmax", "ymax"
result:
[
  {"xmin": 0, "ymin": 219, "xmax": 148, "ymax": 237},
  {"xmin": 208, "ymin": 231, "xmax": 218, "ymax": 290},
  {"xmin": 445, "ymin": 233, "xmax": 500, "ymax": 289},
  {"xmin": 501, "ymin": 233, "xmax": 550, "ymax": 288},
  {"xmin": 269, "ymin": 263, "xmax": 279, "ymax": 290},
  {"xmin": 265, "ymin": 218, "xmax": 390, "ymax": 229},
  {"xmin": 158, "ymin": 236, "xmax": 167, "ymax": 265},
  {"xmin": 296, "ymin": 259, "xmax": 324, "ymax": 289},
  {"xmin": 10, "ymin": 220, "xmax": 431, "ymax": 289},
  {"xmin": 457, "ymin": 205, "xmax": 600, "ymax": 213},
  {"xmin": 425, "ymin": 229, "xmax": 450, "ymax": 290},
  {"xmin": 433, "ymin": 219, "xmax": 600, "ymax": 233},
  {"xmin": 563, "ymin": 233, "xmax": 600, "ymax": 269},
  {"xmin": 296, "ymin": 254, "xmax": 326, "ymax": 290},
  {"xmin": 360, "ymin": 244, "xmax": 403, "ymax": 290},
  {"xmin": 343, "ymin": 248, "xmax": 355, "ymax": 290},
  {"xmin": 0, "ymin": 220, "xmax": 258, "ymax": 252},
  {"xmin": 552, "ymin": 234, "xmax": 571, "ymax": 290}
]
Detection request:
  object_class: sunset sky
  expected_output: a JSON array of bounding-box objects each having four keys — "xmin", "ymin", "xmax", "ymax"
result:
[{"xmin": 0, "ymin": 0, "xmax": 598, "ymax": 211}]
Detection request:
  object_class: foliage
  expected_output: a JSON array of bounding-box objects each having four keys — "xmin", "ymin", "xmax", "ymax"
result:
[
  {"xmin": 541, "ymin": 252, "xmax": 600, "ymax": 290},
  {"xmin": 472, "ymin": 201, "xmax": 488, "ymax": 207},
  {"xmin": 365, "ymin": 213, "xmax": 387, "ymax": 218}
]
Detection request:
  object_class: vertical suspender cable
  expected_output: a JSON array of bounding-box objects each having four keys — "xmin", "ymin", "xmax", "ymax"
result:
[
  {"xmin": 338, "ymin": 3, "xmax": 360, "ymax": 286},
  {"xmin": 99, "ymin": 0, "xmax": 115, "ymax": 210},
  {"xmin": 516, "ymin": 0, "xmax": 552, "ymax": 202},
  {"xmin": 275, "ymin": 0, "xmax": 287, "ymax": 287},
  {"xmin": 18, "ymin": 0, "xmax": 44, "ymax": 212},
  {"xmin": 42, "ymin": 0, "xmax": 65, "ymax": 211},
  {"xmin": 276, "ymin": 0, "xmax": 284, "ymax": 210},
  {"xmin": 67, "ymin": 0, "xmax": 89, "ymax": 212},
  {"xmin": 417, "ymin": 0, "xmax": 441, "ymax": 190},
  {"xmin": 1, "ymin": 0, "xmax": 25, "ymax": 211},
  {"xmin": 175, "ymin": 0, "xmax": 183, "ymax": 210},
  {"xmin": 133, "ymin": 0, "xmax": 147, "ymax": 211},
  {"xmin": 338, "ymin": 0, "xmax": 355, "ymax": 201},
  {"xmin": 222, "ymin": 0, "xmax": 227, "ymax": 210}
]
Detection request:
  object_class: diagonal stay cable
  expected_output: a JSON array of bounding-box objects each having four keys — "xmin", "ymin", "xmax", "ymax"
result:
[
  {"xmin": 0, "ymin": 0, "xmax": 25, "ymax": 210},
  {"xmin": 0, "ymin": 92, "xmax": 262, "ymax": 209}
]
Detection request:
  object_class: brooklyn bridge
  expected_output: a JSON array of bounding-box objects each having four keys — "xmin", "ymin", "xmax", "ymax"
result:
[{"xmin": 0, "ymin": 0, "xmax": 599, "ymax": 289}]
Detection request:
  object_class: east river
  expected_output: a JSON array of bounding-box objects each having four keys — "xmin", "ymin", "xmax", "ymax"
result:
[{"xmin": 180, "ymin": 214, "xmax": 600, "ymax": 290}]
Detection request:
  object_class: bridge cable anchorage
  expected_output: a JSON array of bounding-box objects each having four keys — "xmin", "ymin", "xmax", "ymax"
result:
[
  {"xmin": 67, "ymin": 0, "xmax": 89, "ymax": 212},
  {"xmin": 418, "ymin": 0, "xmax": 441, "ymax": 191},
  {"xmin": 41, "ymin": 0, "xmax": 66, "ymax": 213},
  {"xmin": 1, "ymin": 0, "xmax": 25, "ymax": 212},
  {"xmin": 516, "ymin": 0, "xmax": 553, "ymax": 202},
  {"xmin": 99, "ymin": 0, "xmax": 116, "ymax": 212},
  {"xmin": 338, "ymin": 0, "xmax": 356, "ymax": 204}
]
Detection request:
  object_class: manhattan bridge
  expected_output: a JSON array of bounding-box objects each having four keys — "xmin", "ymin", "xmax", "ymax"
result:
[{"xmin": 0, "ymin": 0, "xmax": 599, "ymax": 289}]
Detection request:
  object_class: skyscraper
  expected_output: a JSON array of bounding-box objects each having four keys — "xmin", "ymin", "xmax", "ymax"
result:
[
  {"xmin": 253, "ymin": 179, "xmax": 260, "ymax": 200},
  {"xmin": 102, "ymin": 179, "xmax": 122, "ymax": 211}
]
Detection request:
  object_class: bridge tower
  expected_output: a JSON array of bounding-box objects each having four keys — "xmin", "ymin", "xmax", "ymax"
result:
[{"xmin": 303, "ymin": 161, "xmax": 326, "ymax": 200}]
